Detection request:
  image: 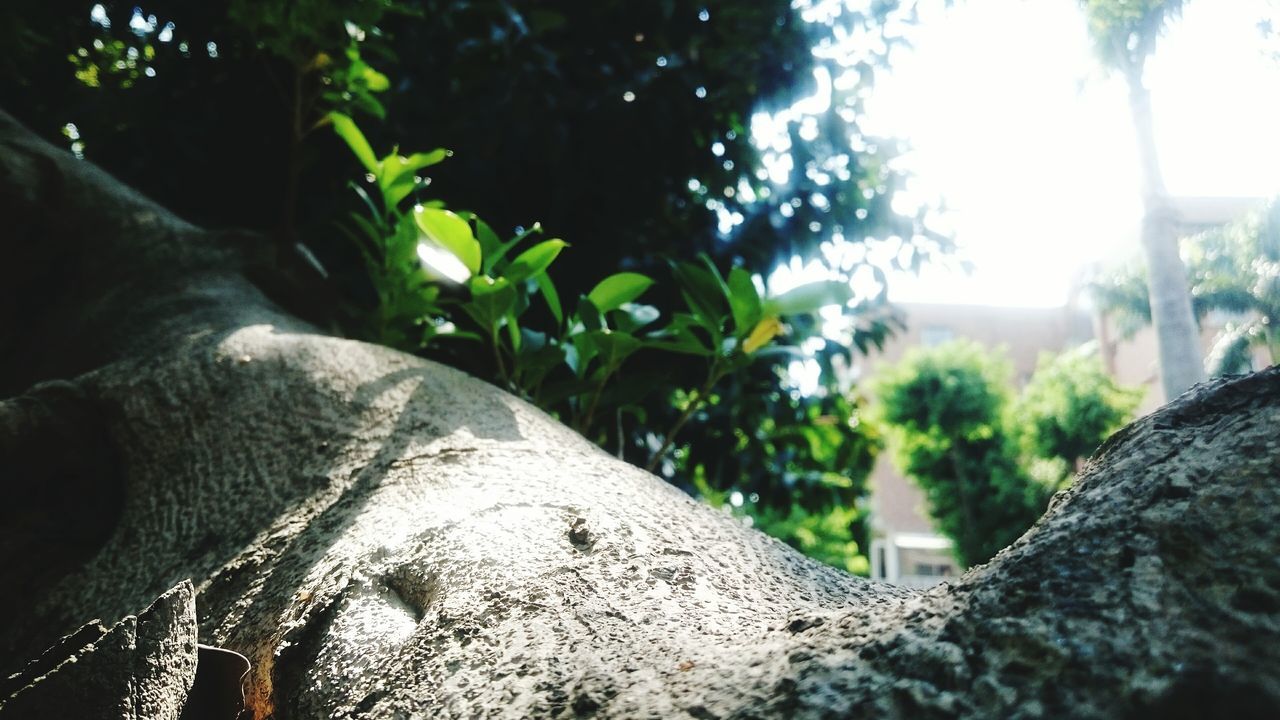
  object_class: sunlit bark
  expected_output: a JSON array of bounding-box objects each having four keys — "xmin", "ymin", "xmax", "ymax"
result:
[{"xmin": 1, "ymin": 109, "xmax": 1277, "ymax": 719}]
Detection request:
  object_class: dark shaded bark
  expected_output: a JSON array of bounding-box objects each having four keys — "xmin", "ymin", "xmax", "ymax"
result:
[
  {"xmin": 1, "ymin": 109, "xmax": 1278, "ymax": 719},
  {"xmin": 0, "ymin": 581, "xmax": 198, "ymax": 719}
]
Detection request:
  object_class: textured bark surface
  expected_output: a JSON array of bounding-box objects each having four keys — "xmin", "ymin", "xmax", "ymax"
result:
[
  {"xmin": 2, "ymin": 108, "xmax": 1279, "ymax": 719},
  {"xmin": 0, "ymin": 581, "xmax": 198, "ymax": 719}
]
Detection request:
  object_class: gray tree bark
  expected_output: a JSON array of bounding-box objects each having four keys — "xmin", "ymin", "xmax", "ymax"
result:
[{"xmin": 1, "ymin": 109, "xmax": 1278, "ymax": 719}]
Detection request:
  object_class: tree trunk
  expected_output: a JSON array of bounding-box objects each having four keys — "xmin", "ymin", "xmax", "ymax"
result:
[
  {"xmin": 1125, "ymin": 66, "xmax": 1205, "ymax": 399},
  {"xmin": 2, "ymin": 109, "xmax": 1278, "ymax": 719}
]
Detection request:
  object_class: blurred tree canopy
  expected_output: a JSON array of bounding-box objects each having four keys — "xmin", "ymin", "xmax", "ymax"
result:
[
  {"xmin": 873, "ymin": 341, "xmax": 1139, "ymax": 567},
  {"xmin": 0, "ymin": 0, "xmax": 948, "ymax": 573},
  {"xmin": 1012, "ymin": 350, "xmax": 1143, "ymax": 467},
  {"xmin": 1092, "ymin": 200, "xmax": 1280, "ymax": 376}
]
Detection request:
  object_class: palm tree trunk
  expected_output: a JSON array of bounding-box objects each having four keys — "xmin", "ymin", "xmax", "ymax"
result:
[{"xmin": 1124, "ymin": 66, "xmax": 1204, "ymax": 400}]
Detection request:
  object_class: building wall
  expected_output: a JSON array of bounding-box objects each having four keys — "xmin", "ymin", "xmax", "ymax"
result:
[
  {"xmin": 862, "ymin": 303, "xmax": 1264, "ymax": 585},
  {"xmin": 1100, "ymin": 314, "xmax": 1270, "ymax": 415},
  {"xmin": 860, "ymin": 302, "xmax": 1094, "ymax": 585},
  {"xmin": 862, "ymin": 197, "xmax": 1267, "ymax": 586}
]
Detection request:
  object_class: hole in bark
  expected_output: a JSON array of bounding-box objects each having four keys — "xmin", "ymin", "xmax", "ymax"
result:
[
  {"xmin": 353, "ymin": 689, "xmax": 387, "ymax": 713},
  {"xmin": 181, "ymin": 644, "xmax": 251, "ymax": 720},
  {"xmin": 786, "ymin": 617, "xmax": 824, "ymax": 634},
  {"xmin": 0, "ymin": 383, "xmax": 125, "ymax": 650},
  {"xmin": 1117, "ymin": 546, "xmax": 1136, "ymax": 570},
  {"xmin": 1136, "ymin": 670, "xmax": 1275, "ymax": 720},
  {"xmin": 382, "ymin": 566, "xmax": 438, "ymax": 622},
  {"xmin": 1231, "ymin": 587, "xmax": 1278, "ymax": 615},
  {"xmin": 1001, "ymin": 660, "xmax": 1034, "ymax": 678},
  {"xmin": 1158, "ymin": 481, "xmax": 1193, "ymax": 501}
]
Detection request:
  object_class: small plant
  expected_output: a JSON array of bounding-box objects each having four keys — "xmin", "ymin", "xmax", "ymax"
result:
[
  {"xmin": 873, "ymin": 340, "xmax": 1141, "ymax": 567},
  {"xmin": 330, "ymin": 113, "xmax": 857, "ymax": 458}
]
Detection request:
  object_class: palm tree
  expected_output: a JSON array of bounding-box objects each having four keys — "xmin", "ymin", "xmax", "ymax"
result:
[
  {"xmin": 1082, "ymin": 0, "xmax": 1204, "ymax": 399},
  {"xmin": 1092, "ymin": 200, "xmax": 1280, "ymax": 375}
]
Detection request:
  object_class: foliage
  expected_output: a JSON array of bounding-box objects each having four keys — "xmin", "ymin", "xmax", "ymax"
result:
[
  {"xmin": 1091, "ymin": 200, "xmax": 1280, "ymax": 375},
  {"xmin": 1012, "ymin": 349, "xmax": 1143, "ymax": 467},
  {"xmin": 874, "ymin": 340, "xmax": 1140, "ymax": 567},
  {"xmin": 331, "ymin": 113, "xmax": 865, "ymax": 469},
  {"xmin": 1, "ymin": 0, "xmax": 943, "ymax": 574},
  {"xmin": 1081, "ymin": 0, "xmax": 1186, "ymax": 72},
  {"xmin": 685, "ymin": 363, "xmax": 882, "ymax": 573},
  {"xmin": 872, "ymin": 341, "xmax": 1040, "ymax": 567}
]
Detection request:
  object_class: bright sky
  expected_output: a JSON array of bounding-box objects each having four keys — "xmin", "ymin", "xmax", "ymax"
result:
[{"xmin": 862, "ymin": 0, "xmax": 1280, "ymax": 307}]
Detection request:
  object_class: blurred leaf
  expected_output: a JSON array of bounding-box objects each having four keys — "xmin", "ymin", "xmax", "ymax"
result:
[
  {"xmin": 671, "ymin": 260, "xmax": 727, "ymax": 324},
  {"xmin": 647, "ymin": 320, "xmax": 714, "ymax": 356},
  {"xmin": 357, "ymin": 62, "xmax": 390, "ymax": 92},
  {"xmin": 378, "ymin": 149, "xmax": 448, "ymax": 196},
  {"xmin": 763, "ymin": 281, "xmax": 854, "ymax": 316},
  {"xmin": 330, "ymin": 112, "xmax": 379, "ymax": 174},
  {"xmin": 470, "ymin": 215, "xmax": 502, "ymax": 261},
  {"xmin": 727, "ymin": 267, "xmax": 762, "ymax": 335},
  {"xmin": 612, "ymin": 303, "xmax": 660, "ymax": 334},
  {"xmin": 588, "ymin": 272, "xmax": 655, "ymax": 312},
  {"xmin": 504, "ymin": 239, "xmax": 568, "ymax": 283}
]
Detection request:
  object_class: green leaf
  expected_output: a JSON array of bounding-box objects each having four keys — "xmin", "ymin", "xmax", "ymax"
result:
[
  {"xmin": 587, "ymin": 272, "xmax": 654, "ymax": 312},
  {"xmin": 588, "ymin": 329, "xmax": 642, "ymax": 371},
  {"xmin": 348, "ymin": 181, "xmax": 381, "ymax": 220},
  {"xmin": 358, "ymin": 63, "xmax": 390, "ymax": 92},
  {"xmin": 414, "ymin": 207, "xmax": 481, "ymax": 275},
  {"xmin": 350, "ymin": 90, "xmax": 386, "ymax": 119},
  {"xmin": 463, "ymin": 276, "xmax": 516, "ymax": 332},
  {"xmin": 472, "ymin": 216, "xmax": 502, "ymax": 260},
  {"xmin": 568, "ymin": 331, "xmax": 598, "ymax": 378},
  {"xmin": 671, "ymin": 260, "xmax": 727, "ymax": 325},
  {"xmin": 381, "ymin": 174, "xmax": 416, "ymax": 210},
  {"xmin": 646, "ymin": 316, "xmax": 715, "ymax": 356},
  {"xmin": 505, "ymin": 311, "xmax": 522, "ymax": 353},
  {"xmin": 763, "ymin": 281, "xmax": 855, "ymax": 316},
  {"xmin": 378, "ymin": 149, "xmax": 448, "ymax": 200},
  {"xmin": 577, "ymin": 295, "xmax": 605, "ymax": 331},
  {"xmin": 516, "ymin": 334, "xmax": 565, "ymax": 389},
  {"xmin": 700, "ymin": 254, "xmax": 733, "ymax": 299},
  {"xmin": 481, "ymin": 223, "xmax": 544, "ymax": 274},
  {"xmin": 727, "ymin": 267, "xmax": 762, "ymax": 336},
  {"xmin": 470, "ymin": 275, "xmax": 512, "ymax": 297},
  {"xmin": 535, "ymin": 273, "xmax": 564, "ymax": 326},
  {"xmin": 387, "ymin": 216, "xmax": 421, "ymax": 268},
  {"xmin": 330, "ymin": 112, "xmax": 379, "ymax": 174},
  {"xmin": 393, "ymin": 150, "xmax": 449, "ymax": 176},
  {"xmin": 611, "ymin": 303, "xmax": 660, "ymax": 334},
  {"xmin": 646, "ymin": 334, "xmax": 715, "ymax": 357},
  {"xmin": 504, "ymin": 239, "xmax": 568, "ymax": 283}
]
